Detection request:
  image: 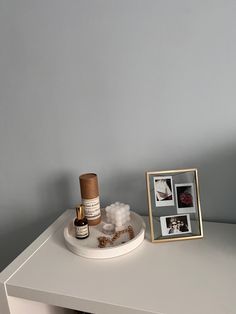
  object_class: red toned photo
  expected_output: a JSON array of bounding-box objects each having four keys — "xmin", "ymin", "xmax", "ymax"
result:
[{"xmin": 175, "ymin": 183, "xmax": 196, "ymax": 214}]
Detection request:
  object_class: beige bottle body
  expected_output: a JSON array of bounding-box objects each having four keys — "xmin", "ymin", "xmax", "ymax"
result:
[{"xmin": 79, "ymin": 173, "xmax": 101, "ymax": 226}]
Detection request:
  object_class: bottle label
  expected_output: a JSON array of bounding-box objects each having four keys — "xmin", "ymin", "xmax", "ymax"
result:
[
  {"xmin": 82, "ymin": 197, "xmax": 101, "ymax": 220},
  {"xmin": 75, "ymin": 225, "xmax": 89, "ymax": 238}
]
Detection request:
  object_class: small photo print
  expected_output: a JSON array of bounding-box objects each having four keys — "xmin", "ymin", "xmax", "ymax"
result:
[
  {"xmin": 153, "ymin": 176, "xmax": 174, "ymax": 207},
  {"xmin": 175, "ymin": 183, "xmax": 196, "ymax": 214},
  {"xmin": 160, "ymin": 214, "xmax": 192, "ymax": 236}
]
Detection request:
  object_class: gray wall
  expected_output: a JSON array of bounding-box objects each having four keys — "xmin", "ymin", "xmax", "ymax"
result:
[{"xmin": 1, "ymin": 0, "xmax": 236, "ymax": 271}]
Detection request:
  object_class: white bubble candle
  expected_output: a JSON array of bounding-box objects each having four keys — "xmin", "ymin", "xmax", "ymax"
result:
[{"xmin": 105, "ymin": 202, "xmax": 131, "ymax": 231}]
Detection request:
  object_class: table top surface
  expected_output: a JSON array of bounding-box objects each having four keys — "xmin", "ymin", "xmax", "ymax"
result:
[{"xmin": 2, "ymin": 209, "xmax": 236, "ymax": 314}]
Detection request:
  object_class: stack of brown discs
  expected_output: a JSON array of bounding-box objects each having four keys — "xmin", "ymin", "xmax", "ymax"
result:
[{"xmin": 79, "ymin": 173, "xmax": 101, "ymax": 226}]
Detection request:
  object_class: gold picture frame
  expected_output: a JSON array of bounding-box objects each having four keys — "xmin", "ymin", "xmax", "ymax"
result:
[{"xmin": 146, "ymin": 168, "xmax": 203, "ymax": 243}]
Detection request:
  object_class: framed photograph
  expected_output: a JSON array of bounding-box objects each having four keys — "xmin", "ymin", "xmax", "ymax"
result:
[
  {"xmin": 146, "ymin": 168, "xmax": 203, "ymax": 243},
  {"xmin": 154, "ymin": 176, "xmax": 174, "ymax": 207},
  {"xmin": 175, "ymin": 183, "xmax": 196, "ymax": 214},
  {"xmin": 160, "ymin": 214, "xmax": 192, "ymax": 236}
]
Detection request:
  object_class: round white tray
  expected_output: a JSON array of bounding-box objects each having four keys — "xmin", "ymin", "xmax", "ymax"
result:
[{"xmin": 64, "ymin": 211, "xmax": 146, "ymax": 259}]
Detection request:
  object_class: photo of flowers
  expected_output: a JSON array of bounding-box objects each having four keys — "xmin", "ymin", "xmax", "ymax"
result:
[{"xmin": 175, "ymin": 183, "xmax": 196, "ymax": 214}]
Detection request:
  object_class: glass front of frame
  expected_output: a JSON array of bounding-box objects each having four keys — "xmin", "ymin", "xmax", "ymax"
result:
[{"xmin": 146, "ymin": 169, "xmax": 203, "ymax": 242}]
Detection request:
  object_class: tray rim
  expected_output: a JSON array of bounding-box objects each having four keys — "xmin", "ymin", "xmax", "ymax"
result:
[{"xmin": 64, "ymin": 211, "xmax": 146, "ymax": 258}]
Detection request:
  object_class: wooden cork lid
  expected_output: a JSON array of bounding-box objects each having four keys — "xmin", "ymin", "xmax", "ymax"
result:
[{"xmin": 79, "ymin": 173, "xmax": 99, "ymax": 199}]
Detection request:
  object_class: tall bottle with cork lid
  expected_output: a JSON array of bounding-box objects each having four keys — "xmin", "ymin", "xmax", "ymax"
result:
[{"xmin": 79, "ymin": 173, "xmax": 101, "ymax": 226}]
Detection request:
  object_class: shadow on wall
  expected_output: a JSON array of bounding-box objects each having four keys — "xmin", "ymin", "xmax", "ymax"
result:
[
  {"xmin": 38, "ymin": 172, "xmax": 76, "ymax": 221},
  {"xmin": 1, "ymin": 144, "xmax": 236, "ymax": 272},
  {"xmin": 0, "ymin": 216, "xmax": 53, "ymax": 273},
  {"xmin": 0, "ymin": 173, "xmax": 74, "ymax": 272},
  {"xmin": 101, "ymin": 170, "xmax": 146, "ymax": 212},
  {"xmin": 198, "ymin": 143, "xmax": 236, "ymax": 223},
  {"xmin": 101, "ymin": 143, "xmax": 236, "ymax": 224}
]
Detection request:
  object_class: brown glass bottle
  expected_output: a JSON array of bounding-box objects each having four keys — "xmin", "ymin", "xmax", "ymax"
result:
[{"xmin": 74, "ymin": 205, "xmax": 89, "ymax": 239}]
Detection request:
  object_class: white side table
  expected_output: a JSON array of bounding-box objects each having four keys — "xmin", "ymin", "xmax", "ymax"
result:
[{"xmin": 1, "ymin": 209, "xmax": 236, "ymax": 314}]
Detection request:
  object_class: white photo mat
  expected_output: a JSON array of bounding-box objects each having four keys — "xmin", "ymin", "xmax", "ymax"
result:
[
  {"xmin": 175, "ymin": 183, "xmax": 196, "ymax": 214},
  {"xmin": 160, "ymin": 214, "xmax": 192, "ymax": 236},
  {"xmin": 153, "ymin": 176, "xmax": 175, "ymax": 207}
]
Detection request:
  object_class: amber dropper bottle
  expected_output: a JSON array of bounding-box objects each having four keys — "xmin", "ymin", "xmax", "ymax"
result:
[{"xmin": 74, "ymin": 205, "xmax": 89, "ymax": 239}]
